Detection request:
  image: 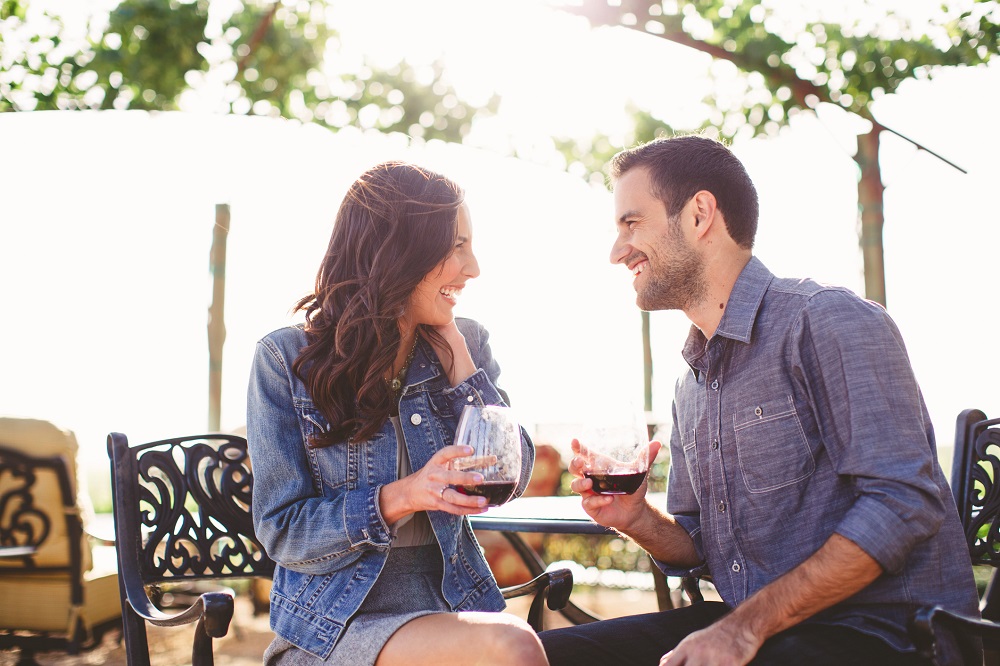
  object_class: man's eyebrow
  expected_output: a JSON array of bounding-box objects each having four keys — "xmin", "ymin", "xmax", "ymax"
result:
[{"xmin": 618, "ymin": 210, "xmax": 641, "ymax": 224}]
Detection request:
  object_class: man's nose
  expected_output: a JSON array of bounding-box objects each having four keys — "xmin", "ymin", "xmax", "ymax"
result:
[{"xmin": 610, "ymin": 234, "xmax": 630, "ymax": 265}]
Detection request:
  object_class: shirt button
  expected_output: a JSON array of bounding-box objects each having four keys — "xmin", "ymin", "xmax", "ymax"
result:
[
  {"xmin": 410, "ymin": 414, "xmax": 422, "ymax": 425},
  {"xmin": 754, "ymin": 406, "xmax": 763, "ymax": 417},
  {"xmin": 467, "ymin": 395, "xmax": 475, "ymax": 402},
  {"xmin": 450, "ymin": 554, "xmax": 458, "ymax": 564},
  {"xmin": 712, "ymin": 439, "xmax": 719, "ymax": 450},
  {"xmin": 717, "ymin": 501, "xmax": 726, "ymax": 513},
  {"xmin": 710, "ymin": 379, "xmax": 719, "ymax": 390},
  {"xmin": 732, "ymin": 561, "xmax": 741, "ymax": 572}
]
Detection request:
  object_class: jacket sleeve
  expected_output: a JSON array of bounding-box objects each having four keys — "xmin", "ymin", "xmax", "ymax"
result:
[
  {"xmin": 449, "ymin": 318, "xmax": 535, "ymax": 499},
  {"xmin": 247, "ymin": 339, "xmax": 392, "ymax": 575}
]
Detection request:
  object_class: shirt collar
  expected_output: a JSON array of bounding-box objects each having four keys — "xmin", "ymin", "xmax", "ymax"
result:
[
  {"xmin": 681, "ymin": 256, "xmax": 773, "ymax": 374},
  {"xmin": 713, "ymin": 256, "xmax": 773, "ymax": 344}
]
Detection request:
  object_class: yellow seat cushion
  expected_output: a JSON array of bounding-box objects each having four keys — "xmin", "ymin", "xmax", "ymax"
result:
[
  {"xmin": 0, "ymin": 543, "xmax": 119, "ymax": 634},
  {"xmin": 0, "ymin": 417, "xmax": 95, "ymax": 573}
]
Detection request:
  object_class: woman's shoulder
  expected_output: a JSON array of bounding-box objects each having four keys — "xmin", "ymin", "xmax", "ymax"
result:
[
  {"xmin": 258, "ymin": 324, "xmax": 308, "ymax": 354},
  {"xmin": 455, "ymin": 317, "xmax": 491, "ymax": 350},
  {"xmin": 455, "ymin": 317, "xmax": 487, "ymax": 337}
]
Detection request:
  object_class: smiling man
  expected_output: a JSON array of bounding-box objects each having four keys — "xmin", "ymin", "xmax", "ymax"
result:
[{"xmin": 538, "ymin": 135, "xmax": 979, "ymax": 666}]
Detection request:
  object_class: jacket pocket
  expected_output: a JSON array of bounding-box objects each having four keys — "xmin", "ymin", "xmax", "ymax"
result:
[
  {"xmin": 733, "ymin": 396, "xmax": 815, "ymax": 493},
  {"xmin": 301, "ymin": 408, "xmax": 354, "ymax": 492}
]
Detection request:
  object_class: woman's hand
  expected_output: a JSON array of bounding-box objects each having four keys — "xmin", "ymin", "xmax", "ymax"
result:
[
  {"xmin": 569, "ymin": 438, "xmax": 662, "ymax": 533},
  {"xmin": 429, "ymin": 321, "xmax": 477, "ymax": 387},
  {"xmin": 379, "ymin": 445, "xmax": 491, "ymax": 524}
]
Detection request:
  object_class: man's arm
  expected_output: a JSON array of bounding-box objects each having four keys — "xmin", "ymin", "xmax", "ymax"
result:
[
  {"xmin": 573, "ymin": 440, "xmax": 702, "ymax": 569},
  {"xmin": 661, "ymin": 533, "xmax": 882, "ymax": 665}
]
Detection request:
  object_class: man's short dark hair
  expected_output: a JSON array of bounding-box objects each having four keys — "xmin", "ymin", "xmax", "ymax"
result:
[{"xmin": 610, "ymin": 134, "xmax": 759, "ymax": 249}]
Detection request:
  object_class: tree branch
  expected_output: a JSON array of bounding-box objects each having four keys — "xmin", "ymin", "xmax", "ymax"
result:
[{"xmin": 236, "ymin": 3, "xmax": 279, "ymax": 77}]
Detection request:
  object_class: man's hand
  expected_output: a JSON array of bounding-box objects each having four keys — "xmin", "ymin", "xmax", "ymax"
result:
[
  {"xmin": 569, "ymin": 439, "xmax": 662, "ymax": 534},
  {"xmin": 659, "ymin": 617, "xmax": 762, "ymax": 666}
]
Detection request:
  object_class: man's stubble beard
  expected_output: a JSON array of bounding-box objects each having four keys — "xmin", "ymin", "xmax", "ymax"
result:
[{"xmin": 636, "ymin": 221, "xmax": 707, "ymax": 313}]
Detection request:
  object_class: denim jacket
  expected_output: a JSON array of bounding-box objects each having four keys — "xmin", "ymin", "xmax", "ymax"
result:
[{"xmin": 246, "ymin": 317, "xmax": 534, "ymax": 660}]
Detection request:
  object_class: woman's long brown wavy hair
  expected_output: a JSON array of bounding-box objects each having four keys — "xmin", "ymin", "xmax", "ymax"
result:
[{"xmin": 292, "ymin": 162, "xmax": 464, "ymax": 447}]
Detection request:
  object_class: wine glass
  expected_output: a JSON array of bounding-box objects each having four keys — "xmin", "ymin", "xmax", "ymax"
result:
[
  {"xmin": 450, "ymin": 405, "xmax": 522, "ymax": 507},
  {"xmin": 578, "ymin": 403, "xmax": 650, "ymax": 495}
]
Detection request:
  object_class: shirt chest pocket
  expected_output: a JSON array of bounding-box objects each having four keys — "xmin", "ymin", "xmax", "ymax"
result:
[{"xmin": 732, "ymin": 396, "xmax": 815, "ymax": 493}]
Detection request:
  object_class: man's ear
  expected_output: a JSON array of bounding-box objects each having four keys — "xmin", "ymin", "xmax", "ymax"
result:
[{"xmin": 691, "ymin": 190, "xmax": 718, "ymax": 238}]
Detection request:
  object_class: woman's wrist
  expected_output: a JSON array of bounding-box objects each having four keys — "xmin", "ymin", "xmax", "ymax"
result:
[{"xmin": 378, "ymin": 478, "xmax": 414, "ymax": 525}]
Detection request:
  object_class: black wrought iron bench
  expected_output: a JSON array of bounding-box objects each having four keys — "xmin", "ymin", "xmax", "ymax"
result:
[
  {"xmin": 910, "ymin": 408, "xmax": 1000, "ymax": 666},
  {"xmin": 0, "ymin": 418, "xmax": 121, "ymax": 664},
  {"xmin": 106, "ymin": 432, "xmax": 573, "ymax": 666}
]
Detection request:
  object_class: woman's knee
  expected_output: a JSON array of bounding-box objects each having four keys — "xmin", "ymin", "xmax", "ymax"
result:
[{"xmin": 479, "ymin": 616, "xmax": 547, "ymax": 666}]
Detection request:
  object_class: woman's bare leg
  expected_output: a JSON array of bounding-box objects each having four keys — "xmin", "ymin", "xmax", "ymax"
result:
[{"xmin": 376, "ymin": 612, "xmax": 548, "ymax": 666}]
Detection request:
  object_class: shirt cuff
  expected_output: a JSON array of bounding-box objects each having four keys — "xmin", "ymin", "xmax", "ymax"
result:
[
  {"xmin": 442, "ymin": 368, "xmax": 505, "ymax": 413},
  {"xmin": 835, "ymin": 495, "xmax": 912, "ymax": 574},
  {"xmin": 344, "ymin": 485, "xmax": 392, "ymax": 549}
]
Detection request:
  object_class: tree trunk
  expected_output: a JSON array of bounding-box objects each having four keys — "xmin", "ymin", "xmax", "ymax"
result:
[{"xmin": 856, "ymin": 130, "xmax": 887, "ymax": 307}]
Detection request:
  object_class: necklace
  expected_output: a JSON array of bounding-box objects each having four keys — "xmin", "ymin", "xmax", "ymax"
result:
[{"xmin": 387, "ymin": 335, "xmax": 419, "ymax": 394}]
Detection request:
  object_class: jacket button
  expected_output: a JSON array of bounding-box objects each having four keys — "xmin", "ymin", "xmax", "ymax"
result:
[
  {"xmin": 732, "ymin": 561, "xmax": 741, "ymax": 572},
  {"xmin": 410, "ymin": 414, "xmax": 422, "ymax": 425}
]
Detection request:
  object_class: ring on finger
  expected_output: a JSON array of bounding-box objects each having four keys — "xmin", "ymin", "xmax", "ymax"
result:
[{"xmin": 439, "ymin": 486, "xmax": 447, "ymax": 500}]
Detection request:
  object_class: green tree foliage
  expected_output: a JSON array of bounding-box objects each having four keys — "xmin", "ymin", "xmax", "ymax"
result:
[
  {"xmin": 0, "ymin": 0, "xmax": 496, "ymax": 142},
  {"xmin": 563, "ymin": 0, "xmax": 999, "ymax": 306},
  {"xmin": 565, "ymin": 0, "xmax": 998, "ymax": 171}
]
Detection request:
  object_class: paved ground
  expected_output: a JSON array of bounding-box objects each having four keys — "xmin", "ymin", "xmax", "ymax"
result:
[{"xmin": 0, "ymin": 587, "xmax": 662, "ymax": 665}]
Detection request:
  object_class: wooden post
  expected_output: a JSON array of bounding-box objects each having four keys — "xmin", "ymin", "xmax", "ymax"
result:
[
  {"xmin": 208, "ymin": 204, "xmax": 230, "ymax": 432},
  {"xmin": 642, "ymin": 311, "xmax": 654, "ymax": 439}
]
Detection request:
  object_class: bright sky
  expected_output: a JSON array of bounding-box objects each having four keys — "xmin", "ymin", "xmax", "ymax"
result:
[{"xmin": 2, "ymin": 0, "xmax": 998, "ymax": 500}]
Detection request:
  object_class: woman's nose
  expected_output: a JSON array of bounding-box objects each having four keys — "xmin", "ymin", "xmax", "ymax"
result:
[{"xmin": 465, "ymin": 252, "xmax": 481, "ymax": 279}]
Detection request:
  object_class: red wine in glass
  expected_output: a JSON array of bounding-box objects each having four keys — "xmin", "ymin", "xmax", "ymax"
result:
[
  {"xmin": 454, "ymin": 480, "xmax": 517, "ymax": 506},
  {"xmin": 585, "ymin": 470, "xmax": 647, "ymax": 495}
]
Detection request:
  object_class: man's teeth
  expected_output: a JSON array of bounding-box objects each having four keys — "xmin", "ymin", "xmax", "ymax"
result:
[
  {"xmin": 632, "ymin": 263, "xmax": 645, "ymax": 277},
  {"xmin": 440, "ymin": 287, "xmax": 462, "ymax": 297}
]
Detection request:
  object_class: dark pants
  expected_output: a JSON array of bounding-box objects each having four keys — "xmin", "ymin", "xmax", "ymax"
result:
[{"xmin": 538, "ymin": 602, "xmax": 931, "ymax": 666}]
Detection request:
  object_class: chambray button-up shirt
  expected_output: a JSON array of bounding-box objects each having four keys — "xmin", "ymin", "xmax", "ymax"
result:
[{"xmin": 658, "ymin": 257, "xmax": 978, "ymax": 651}]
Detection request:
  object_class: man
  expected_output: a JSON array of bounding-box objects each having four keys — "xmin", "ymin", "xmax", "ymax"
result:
[{"xmin": 538, "ymin": 135, "xmax": 978, "ymax": 666}]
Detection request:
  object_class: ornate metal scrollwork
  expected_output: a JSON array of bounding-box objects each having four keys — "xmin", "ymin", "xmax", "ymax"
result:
[
  {"xmin": 0, "ymin": 449, "xmax": 51, "ymax": 553},
  {"xmin": 133, "ymin": 437, "xmax": 269, "ymax": 579},
  {"xmin": 966, "ymin": 426, "xmax": 1000, "ymax": 566}
]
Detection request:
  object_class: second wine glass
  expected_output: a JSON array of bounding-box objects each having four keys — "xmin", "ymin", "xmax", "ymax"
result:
[{"xmin": 450, "ymin": 404, "xmax": 522, "ymax": 507}]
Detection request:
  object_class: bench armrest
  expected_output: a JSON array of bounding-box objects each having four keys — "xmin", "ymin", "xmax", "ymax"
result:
[
  {"xmin": 910, "ymin": 605, "xmax": 991, "ymax": 666},
  {"xmin": 501, "ymin": 568, "xmax": 574, "ymax": 631}
]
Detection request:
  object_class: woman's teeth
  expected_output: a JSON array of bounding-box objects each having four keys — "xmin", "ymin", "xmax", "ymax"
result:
[{"xmin": 440, "ymin": 287, "xmax": 462, "ymax": 298}]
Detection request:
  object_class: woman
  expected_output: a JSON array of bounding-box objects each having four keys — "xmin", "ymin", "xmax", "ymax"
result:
[{"xmin": 247, "ymin": 162, "xmax": 546, "ymax": 666}]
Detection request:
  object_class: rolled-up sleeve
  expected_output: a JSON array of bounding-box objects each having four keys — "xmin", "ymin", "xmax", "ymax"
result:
[{"xmin": 794, "ymin": 291, "xmax": 947, "ymax": 574}]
